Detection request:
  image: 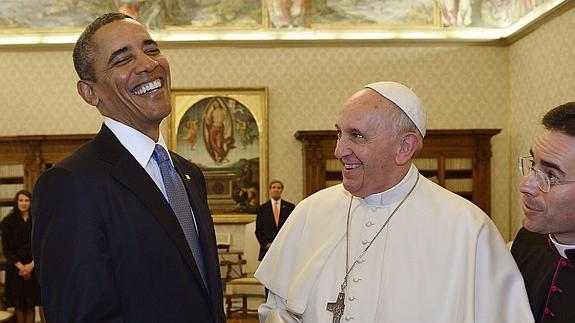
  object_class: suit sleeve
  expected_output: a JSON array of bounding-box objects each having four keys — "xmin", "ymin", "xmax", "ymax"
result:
[
  {"xmin": 286, "ymin": 202, "xmax": 296, "ymax": 217},
  {"xmin": 1, "ymin": 217, "xmax": 19, "ymax": 266},
  {"xmin": 32, "ymin": 167, "xmax": 123, "ymax": 323},
  {"xmin": 255, "ymin": 205, "xmax": 271, "ymax": 247}
]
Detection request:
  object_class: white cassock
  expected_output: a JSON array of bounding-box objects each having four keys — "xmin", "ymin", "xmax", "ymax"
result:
[{"xmin": 255, "ymin": 165, "xmax": 534, "ymax": 323}]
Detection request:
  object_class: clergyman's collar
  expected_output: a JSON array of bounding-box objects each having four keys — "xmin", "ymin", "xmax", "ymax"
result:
[
  {"xmin": 549, "ymin": 234, "xmax": 575, "ymax": 260},
  {"xmin": 361, "ymin": 164, "xmax": 419, "ymax": 206}
]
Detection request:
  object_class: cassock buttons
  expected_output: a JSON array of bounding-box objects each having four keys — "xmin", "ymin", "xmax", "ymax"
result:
[
  {"xmin": 353, "ymin": 277, "xmax": 362, "ymax": 283},
  {"xmin": 362, "ymin": 240, "xmax": 369, "ymax": 245},
  {"xmin": 365, "ymin": 221, "xmax": 375, "ymax": 227},
  {"xmin": 348, "ymin": 295, "xmax": 357, "ymax": 301},
  {"xmin": 345, "ymin": 315, "xmax": 354, "ymax": 321},
  {"xmin": 550, "ymin": 285, "xmax": 563, "ymax": 293}
]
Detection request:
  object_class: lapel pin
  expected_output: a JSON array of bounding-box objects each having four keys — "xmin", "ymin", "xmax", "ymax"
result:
[{"xmin": 185, "ymin": 175, "xmax": 191, "ymax": 180}]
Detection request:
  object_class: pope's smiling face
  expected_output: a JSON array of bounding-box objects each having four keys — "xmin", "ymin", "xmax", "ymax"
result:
[
  {"xmin": 334, "ymin": 89, "xmax": 405, "ymax": 198},
  {"xmin": 79, "ymin": 18, "xmax": 172, "ymax": 140}
]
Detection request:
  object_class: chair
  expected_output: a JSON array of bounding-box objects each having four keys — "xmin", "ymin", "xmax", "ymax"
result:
[
  {"xmin": 216, "ymin": 232, "xmax": 232, "ymax": 252},
  {"xmin": 0, "ymin": 250, "xmax": 14, "ymax": 323},
  {"xmin": 0, "ymin": 311, "xmax": 14, "ymax": 323},
  {"xmin": 224, "ymin": 222, "xmax": 265, "ymax": 318},
  {"xmin": 0, "ymin": 286, "xmax": 14, "ymax": 323}
]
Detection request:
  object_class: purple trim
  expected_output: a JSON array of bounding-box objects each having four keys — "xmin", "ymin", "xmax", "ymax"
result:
[
  {"xmin": 541, "ymin": 236, "xmax": 573, "ymax": 321},
  {"xmin": 546, "ymin": 235, "xmax": 562, "ymax": 257}
]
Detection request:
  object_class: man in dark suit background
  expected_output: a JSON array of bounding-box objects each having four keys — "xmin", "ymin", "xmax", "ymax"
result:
[
  {"xmin": 31, "ymin": 13, "xmax": 224, "ymax": 323},
  {"xmin": 255, "ymin": 179, "xmax": 295, "ymax": 262}
]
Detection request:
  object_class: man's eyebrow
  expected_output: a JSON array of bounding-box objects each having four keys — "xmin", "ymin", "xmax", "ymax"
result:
[
  {"xmin": 107, "ymin": 46, "xmax": 130, "ymax": 65},
  {"xmin": 530, "ymin": 149, "xmax": 566, "ymax": 176},
  {"xmin": 106, "ymin": 40, "xmax": 158, "ymax": 66},
  {"xmin": 144, "ymin": 39, "xmax": 159, "ymax": 47},
  {"xmin": 541, "ymin": 159, "xmax": 566, "ymax": 176}
]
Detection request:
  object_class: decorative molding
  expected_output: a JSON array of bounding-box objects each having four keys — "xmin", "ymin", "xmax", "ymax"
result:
[
  {"xmin": 212, "ymin": 214, "xmax": 256, "ymax": 224},
  {"xmin": 0, "ymin": 1, "xmax": 572, "ymax": 48}
]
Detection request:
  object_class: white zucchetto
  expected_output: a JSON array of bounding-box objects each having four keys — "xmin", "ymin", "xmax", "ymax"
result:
[{"xmin": 364, "ymin": 81, "xmax": 427, "ymax": 137}]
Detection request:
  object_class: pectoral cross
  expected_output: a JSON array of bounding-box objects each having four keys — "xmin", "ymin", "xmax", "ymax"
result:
[{"xmin": 326, "ymin": 292, "xmax": 345, "ymax": 323}]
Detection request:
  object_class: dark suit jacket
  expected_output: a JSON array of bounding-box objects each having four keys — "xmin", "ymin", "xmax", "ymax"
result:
[
  {"xmin": 255, "ymin": 199, "xmax": 295, "ymax": 261},
  {"xmin": 31, "ymin": 125, "xmax": 225, "ymax": 323}
]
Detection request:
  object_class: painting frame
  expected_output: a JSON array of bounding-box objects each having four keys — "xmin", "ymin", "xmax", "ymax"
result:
[{"xmin": 170, "ymin": 87, "xmax": 268, "ymax": 223}]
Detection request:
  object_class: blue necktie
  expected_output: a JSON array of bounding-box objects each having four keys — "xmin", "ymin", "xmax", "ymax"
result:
[{"xmin": 152, "ymin": 145, "xmax": 208, "ymax": 286}]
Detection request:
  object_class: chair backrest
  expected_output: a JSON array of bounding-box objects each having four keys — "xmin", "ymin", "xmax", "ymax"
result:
[
  {"xmin": 216, "ymin": 232, "xmax": 231, "ymax": 250},
  {"xmin": 243, "ymin": 222, "xmax": 260, "ymax": 274}
]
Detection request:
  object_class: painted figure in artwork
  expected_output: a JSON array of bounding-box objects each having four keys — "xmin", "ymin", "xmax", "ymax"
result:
[
  {"xmin": 269, "ymin": 0, "xmax": 307, "ymax": 28},
  {"xmin": 116, "ymin": 0, "xmax": 145, "ymax": 20},
  {"xmin": 438, "ymin": 0, "xmax": 473, "ymax": 26},
  {"xmin": 203, "ymin": 98, "xmax": 234, "ymax": 164},
  {"xmin": 178, "ymin": 117, "xmax": 200, "ymax": 150}
]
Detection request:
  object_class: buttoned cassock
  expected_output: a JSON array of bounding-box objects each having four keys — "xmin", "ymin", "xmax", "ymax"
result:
[
  {"xmin": 512, "ymin": 228, "xmax": 575, "ymax": 323},
  {"xmin": 256, "ymin": 165, "xmax": 534, "ymax": 323}
]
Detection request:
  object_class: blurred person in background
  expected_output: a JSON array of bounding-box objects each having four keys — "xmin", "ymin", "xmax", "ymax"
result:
[{"xmin": 1, "ymin": 190, "xmax": 45, "ymax": 323}]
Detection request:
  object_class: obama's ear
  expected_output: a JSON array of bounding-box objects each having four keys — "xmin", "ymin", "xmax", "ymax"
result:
[{"xmin": 77, "ymin": 80, "xmax": 99, "ymax": 107}]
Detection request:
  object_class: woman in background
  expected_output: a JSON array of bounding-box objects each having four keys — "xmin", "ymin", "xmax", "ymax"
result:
[{"xmin": 1, "ymin": 190, "xmax": 44, "ymax": 323}]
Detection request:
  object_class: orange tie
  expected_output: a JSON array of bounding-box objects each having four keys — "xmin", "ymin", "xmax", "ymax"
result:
[{"xmin": 273, "ymin": 201, "xmax": 280, "ymax": 226}]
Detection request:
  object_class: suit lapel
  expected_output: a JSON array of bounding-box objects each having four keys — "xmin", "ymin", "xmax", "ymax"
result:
[
  {"xmin": 94, "ymin": 126, "xmax": 208, "ymax": 294},
  {"xmin": 278, "ymin": 204, "xmax": 285, "ymax": 226}
]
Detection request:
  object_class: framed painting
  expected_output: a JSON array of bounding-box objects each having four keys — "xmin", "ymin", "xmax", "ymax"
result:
[{"xmin": 170, "ymin": 88, "xmax": 268, "ymax": 221}]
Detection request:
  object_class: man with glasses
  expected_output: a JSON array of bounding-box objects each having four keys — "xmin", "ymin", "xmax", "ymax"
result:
[{"xmin": 511, "ymin": 102, "xmax": 575, "ymax": 323}]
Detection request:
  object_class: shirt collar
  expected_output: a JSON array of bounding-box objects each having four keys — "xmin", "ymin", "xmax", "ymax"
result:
[
  {"xmin": 361, "ymin": 164, "xmax": 419, "ymax": 206},
  {"xmin": 104, "ymin": 117, "xmax": 169, "ymax": 168},
  {"xmin": 549, "ymin": 234, "xmax": 575, "ymax": 259}
]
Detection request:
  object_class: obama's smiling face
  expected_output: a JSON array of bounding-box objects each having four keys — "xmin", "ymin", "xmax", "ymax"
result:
[{"xmin": 78, "ymin": 18, "xmax": 171, "ymax": 140}]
